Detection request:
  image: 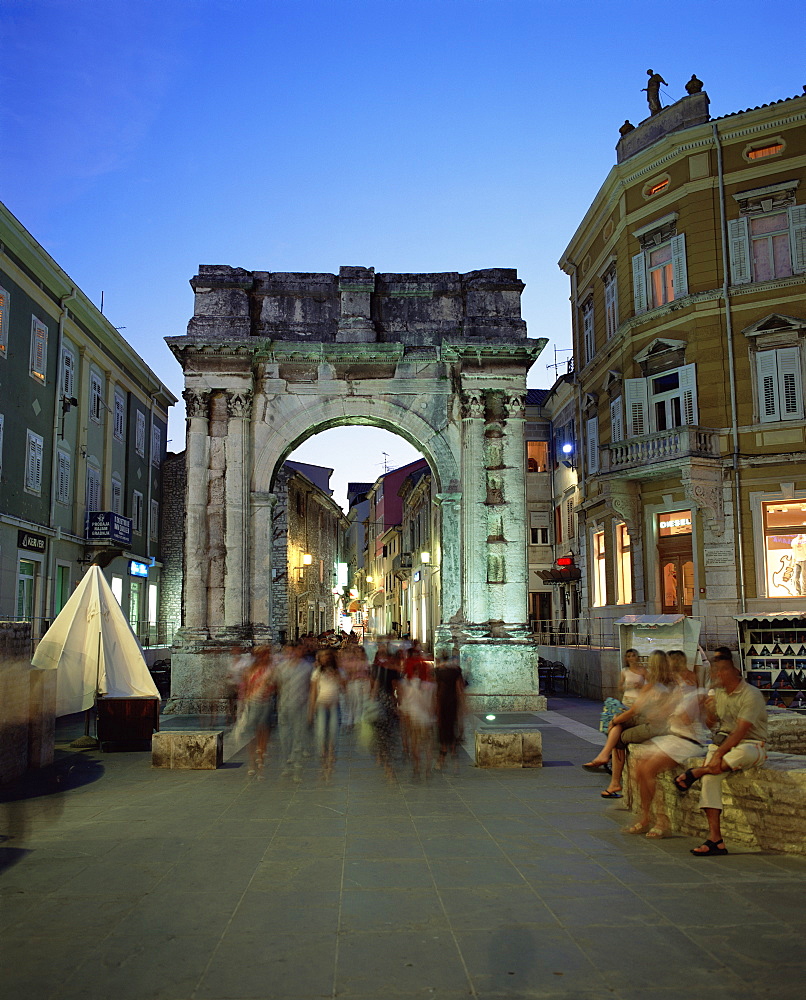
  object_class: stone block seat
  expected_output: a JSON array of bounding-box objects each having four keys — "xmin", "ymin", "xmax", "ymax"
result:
[
  {"xmin": 470, "ymin": 712, "xmax": 543, "ymax": 767},
  {"xmin": 152, "ymin": 730, "xmax": 223, "ymax": 769},
  {"xmin": 625, "ymin": 744, "xmax": 806, "ymax": 855}
]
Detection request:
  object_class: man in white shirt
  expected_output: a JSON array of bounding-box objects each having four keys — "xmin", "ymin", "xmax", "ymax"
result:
[{"xmin": 674, "ymin": 652, "xmax": 767, "ymax": 856}]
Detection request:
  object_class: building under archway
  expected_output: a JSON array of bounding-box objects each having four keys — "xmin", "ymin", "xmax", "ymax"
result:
[{"xmin": 166, "ymin": 265, "xmax": 546, "ymax": 711}]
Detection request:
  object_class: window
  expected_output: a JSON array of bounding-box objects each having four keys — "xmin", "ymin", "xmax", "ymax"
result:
[
  {"xmin": 0, "ymin": 284, "xmax": 9, "ymax": 355},
  {"xmin": 604, "ymin": 269, "xmax": 618, "ymax": 339},
  {"xmin": 112, "ymin": 475, "xmax": 123, "ymax": 514},
  {"xmin": 748, "ymin": 144, "xmax": 783, "ymax": 160},
  {"xmin": 582, "ymin": 299, "xmax": 595, "ymax": 365},
  {"xmin": 616, "ymin": 522, "xmax": 632, "ymax": 604},
  {"xmin": 624, "ymin": 364, "xmax": 698, "ymax": 436},
  {"xmin": 526, "ymin": 441, "xmax": 549, "ymax": 472},
  {"xmin": 609, "ymin": 396, "xmax": 624, "ymax": 443},
  {"xmin": 86, "ymin": 465, "xmax": 101, "ymax": 513},
  {"xmin": 132, "ymin": 490, "xmax": 144, "ymax": 533},
  {"xmin": 90, "ymin": 371, "xmax": 103, "ymax": 423},
  {"xmin": 763, "ymin": 502, "xmax": 806, "ymax": 598},
  {"xmin": 554, "ymin": 504, "xmax": 563, "ymax": 545},
  {"xmin": 57, "ymin": 451, "xmax": 71, "ymax": 505},
  {"xmin": 646, "ymin": 179, "xmax": 670, "ymax": 197},
  {"xmin": 25, "ymin": 430, "xmax": 44, "ymax": 494},
  {"xmin": 114, "ymin": 391, "xmax": 125, "ymax": 440},
  {"xmin": 530, "ymin": 526, "xmax": 549, "ymax": 545},
  {"xmin": 151, "ymin": 423, "xmax": 161, "ymax": 466},
  {"xmin": 756, "ymin": 347, "xmax": 803, "ymax": 423},
  {"xmin": 632, "ymin": 220, "xmax": 688, "ymax": 313},
  {"xmin": 586, "ymin": 416, "xmax": 599, "ymax": 474},
  {"xmin": 592, "ymin": 530, "xmax": 606, "ymax": 607},
  {"xmin": 30, "ymin": 316, "xmax": 48, "ymax": 381},
  {"xmin": 729, "ymin": 185, "xmax": 806, "ymax": 284},
  {"xmin": 150, "ymin": 499, "xmax": 159, "ymax": 541},
  {"xmin": 135, "ymin": 411, "xmax": 146, "ymax": 457}
]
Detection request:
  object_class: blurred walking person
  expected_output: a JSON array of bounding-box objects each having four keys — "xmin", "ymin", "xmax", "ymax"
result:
[
  {"xmin": 309, "ymin": 648, "xmax": 345, "ymax": 777},
  {"xmin": 275, "ymin": 642, "xmax": 314, "ymax": 780},
  {"xmin": 238, "ymin": 646, "xmax": 275, "ymax": 777},
  {"xmin": 434, "ymin": 650, "xmax": 465, "ymax": 772}
]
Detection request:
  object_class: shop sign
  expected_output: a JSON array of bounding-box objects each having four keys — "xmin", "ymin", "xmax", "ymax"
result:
[
  {"xmin": 18, "ymin": 529, "xmax": 47, "ymax": 553},
  {"xmin": 129, "ymin": 560, "xmax": 149, "ymax": 578},
  {"xmin": 85, "ymin": 511, "xmax": 132, "ymax": 546},
  {"xmin": 658, "ymin": 511, "xmax": 692, "ymax": 537}
]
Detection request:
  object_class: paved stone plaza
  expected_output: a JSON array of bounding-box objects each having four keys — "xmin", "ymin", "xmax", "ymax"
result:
[{"xmin": 2, "ymin": 698, "xmax": 805, "ymax": 1000}]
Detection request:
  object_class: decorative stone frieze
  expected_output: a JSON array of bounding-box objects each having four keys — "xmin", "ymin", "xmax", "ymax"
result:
[{"xmin": 601, "ymin": 479, "xmax": 643, "ymax": 540}]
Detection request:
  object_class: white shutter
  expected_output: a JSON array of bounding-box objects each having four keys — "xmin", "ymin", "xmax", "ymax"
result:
[
  {"xmin": 112, "ymin": 478, "xmax": 122, "ymax": 514},
  {"xmin": 27, "ymin": 433, "xmax": 43, "ymax": 492},
  {"xmin": 790, "ymin": 205, "xmax": 806, "ymax": 274},
  {"xmin": 30, "ymin": 317, "xmax": 47, "ymax": 379},
  {"xmin": 631, "ymin": 252, "xmax": 648, "ymax": 314},
  {"xmin": 777, "ymin": 346, "xmax": 803, "ymax": 420},
  {"xmin": 610, "ymin": 396, "xmax": 624, "ymax": 443},
  {"xmin": 86, "ymin": 467, "xmax": 101, "ymax": 512},
  {"xmin": 624, "ymin": 378, "xmax": 649, "ymax": 437},
  {"xmin": 670, "ymin": 233, "xmax": 688, "ymax": 298},
  {"xmin": 61, "ymin": 348, "xmax": 75, "ymax": 397},
  {"xmin": 727, "ymin": 217, "xmax": 751, "ymax": 284},
  {"xmin": 757, "ymin": 350, "xmax": 780, "ymax": 422},
  {"xmin": 586, "ymin": 416, "xmax": 599, "ymax": 473},
  {"xmin": 679, "ymin": 363, "xmax": 699, "ymax": 426}
]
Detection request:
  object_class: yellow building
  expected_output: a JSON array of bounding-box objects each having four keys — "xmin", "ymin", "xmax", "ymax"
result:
[{"xmin": 559, "ymin": 83, "xmax": 806, "ymax": 651}]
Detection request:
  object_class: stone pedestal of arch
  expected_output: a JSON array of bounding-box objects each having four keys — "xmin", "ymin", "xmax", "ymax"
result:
[{"xmin": 165, "ymin": 265, "xmax": 547, "ymax": 714}]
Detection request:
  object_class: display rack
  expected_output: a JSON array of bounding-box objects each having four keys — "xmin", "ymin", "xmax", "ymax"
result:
[{"xmin": 736, "ymin": 613, "xmax": 806, "ymax": 712}]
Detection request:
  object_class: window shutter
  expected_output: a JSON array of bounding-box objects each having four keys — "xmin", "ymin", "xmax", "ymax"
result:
[
  {"xmin": 631, "ymin": 252, "xmax": 648, "ymax": 314},
  {"xmin": 670, "ymin": 234, "xmax": 688, "ymax": 298},
  {"xmin": 586, "ymin": 416, "xmax": 599, "ymax": 474},
  {"xmin": 757, "ymin": 350, "xmax": 780, "ymax": 422},
  {"xmin": 33, "ymin": 436, "xmax": 43, "ymax": 492},
  {"xmin": 610, "ymin": 396, "xmax": 624, "ymax": 443},
  {"xmin": 58, "ymin": 452, "xmax": 71, "ymax": 504},
  {"xmin": 0, "ymin": 286, "xmax": 9, "ymax": 352},
  {"xmin": 679, "ymin": 363, "xmax": 699, "ymax": 425},
  {"xmin": 776, "ymin": 346, "xmax": 803, "ymax": 419},
  {"xmin": 31, "ymin": 318, "xmax": 47, "ymax": 379},
  {"xmin": 727, "ymin": 217, "xmax": 751, "ymax": 284},
  {"xmin": 789, "ymin": 205, "xmax": 806, "ymax": 274},
  {"xmin": 624, "ymin": 378, "xmax": 649, "ymax": 437},
  {"xmin": 62, "ymin": 349, "xmax": 75, "ymax": 397}
]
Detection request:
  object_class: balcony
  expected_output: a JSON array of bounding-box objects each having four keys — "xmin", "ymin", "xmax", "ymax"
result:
[
  {"xmin": 600, "ymin": 426, "xmax": 721, "ymax": 477},
  {"xmin": 393, "ymin": 552, "xmax": 413, "ymax": 578}
]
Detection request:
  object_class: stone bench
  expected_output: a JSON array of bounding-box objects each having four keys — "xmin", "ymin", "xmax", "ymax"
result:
[
  {"xmin": 625, "ymin": 745, "xmax": 806, "ymax": 855},
  {"xmin": 474, "ymin": 730, "xmax": 542, "ymax": 768},
  {"xmin": 152, "ymin": 730, "xmax": 224, "ymax": 770}
]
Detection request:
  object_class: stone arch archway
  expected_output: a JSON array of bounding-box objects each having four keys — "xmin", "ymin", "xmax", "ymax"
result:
[{"xmin": 167, "ymin": 264, "xmax": 547, "ymax": 711}]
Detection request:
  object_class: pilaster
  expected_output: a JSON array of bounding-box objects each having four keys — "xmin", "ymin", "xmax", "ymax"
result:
[
  {"xmin": 182, "ymin": 388, "xmax": 210, "ymax": 632},
  {"xmin": 461, "ymin": 388, "xmax": 487, "ymax": 624},
  {"xmin": 224, "ymin": 390, "xmax": 252, "ymax": 626}
]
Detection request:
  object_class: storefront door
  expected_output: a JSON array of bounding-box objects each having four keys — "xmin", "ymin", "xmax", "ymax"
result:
[{"xmin": 658, "ymin": 512, "xmax": 694, "ymax": 615}]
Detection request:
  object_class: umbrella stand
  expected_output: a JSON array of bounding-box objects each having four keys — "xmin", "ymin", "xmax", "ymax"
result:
[{"xmin": 70, "ymin": 632, "xmax": 101, "ymax": 749}]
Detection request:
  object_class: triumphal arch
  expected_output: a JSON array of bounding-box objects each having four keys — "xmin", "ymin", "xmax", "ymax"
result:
[{"xmin": 166, "ymin": 265, "xmax": 546, "ymax": 712}]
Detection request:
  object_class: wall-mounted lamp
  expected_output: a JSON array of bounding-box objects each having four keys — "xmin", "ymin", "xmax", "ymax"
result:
[
  {"xmin": 366, "ymin": 575, "xmax": 374, "ymax": 585},
  {"xmin": 420, "ymin": 551, "xmax": 431, "ymax": 564},
  {"xmin": 296, "ymin": 552, "xmax": 312, "ymax": 580},
  {"xmin": 561, "ymin": 443, "xmax": 575, "ymax": 470}
]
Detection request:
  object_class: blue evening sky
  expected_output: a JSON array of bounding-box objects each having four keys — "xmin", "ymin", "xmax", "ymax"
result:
[{"xmin": 2, "ymin": 0, "xmax": 803, "ymax": 507}]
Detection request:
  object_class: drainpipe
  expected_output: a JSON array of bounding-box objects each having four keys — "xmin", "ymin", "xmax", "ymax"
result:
[
  {"xmin": 712, "ymin": 122, "xmax": 747, "ymax": 613},
  {"xmin": 45, "ymin": 288, "xmax": 76, "ymax": 622}
]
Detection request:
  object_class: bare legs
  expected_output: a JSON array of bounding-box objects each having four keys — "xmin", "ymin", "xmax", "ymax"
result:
[{"xmin": 583, "ymin": 723, "xmax": 624, "ymax": 768}]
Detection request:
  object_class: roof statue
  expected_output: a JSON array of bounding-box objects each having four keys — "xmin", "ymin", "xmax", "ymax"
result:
[{"xmin": 643, "ymin": 69, "xmax": 667, "ymax": 115}]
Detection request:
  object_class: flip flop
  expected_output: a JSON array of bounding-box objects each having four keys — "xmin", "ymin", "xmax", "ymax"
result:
[
  {"xmin": 582, "ymin": 762, "xmax": 609, "ymax": 771},
  {"xmin": 674, "ymin": 768, "xmax": 698, "ymax": 794},
  {"xmin": 600, "ymin": 789, "xmax": 623, "ymax": 798},
  {"xmin": 690, "ymin": 839, "xmax": 728, "ymax": 856}
]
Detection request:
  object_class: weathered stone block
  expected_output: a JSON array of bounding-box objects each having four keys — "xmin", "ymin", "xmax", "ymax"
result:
[
  {"xmin": 152, "ymin": 731, "xmax": 223, "ymax": 769},
  {"xmin": 475, "ymin": 730, "xmax": 542, "ymax": 768}
]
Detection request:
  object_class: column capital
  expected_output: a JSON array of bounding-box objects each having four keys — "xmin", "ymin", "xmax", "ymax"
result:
[
  {"xmin": 226, "ymin": 390, "xmax": 253, "ymax": 419},
  {"xmin": 183, "ymin": 388, "xmax": 211, "ymax": 419},
  {"xmin": 600, "ymin": 479, "xmax": 643, "ymax": 540},
  {"xmin": 503, "ymin": 389, "xmax": 526, "ymax": 420},
  {"xmin": 461, "ymin": 389, "xmax": 485, "ymax": 419},
  {"xmin": 682, "ymin": 463, "xmax": 725, "ymax": 537}
]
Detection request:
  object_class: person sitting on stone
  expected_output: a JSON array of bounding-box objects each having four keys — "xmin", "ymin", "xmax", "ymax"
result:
[{"xmin": 674, "ymin": 652, "xmax": 768, "ymax": 856}]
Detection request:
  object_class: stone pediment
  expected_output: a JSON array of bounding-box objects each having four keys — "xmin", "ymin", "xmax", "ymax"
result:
[
  {"xmin": 742, "ymin": 314, "xmax": 806, "ymax": 339},
  {"xmin": 633, "ymin": 338, "xmax": 687, "ymax": 363}
]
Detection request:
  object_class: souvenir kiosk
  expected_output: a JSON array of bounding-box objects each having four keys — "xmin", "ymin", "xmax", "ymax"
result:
[{"xmin": 735, "ymin": 612, "xmax": 806, "ymax": 712}]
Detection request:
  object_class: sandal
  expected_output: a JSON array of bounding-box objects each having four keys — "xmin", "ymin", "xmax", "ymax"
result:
[
  {"xmin": 622, "ymin": 821, "xmax": 650, "ymax": 835},
  {"xmin": 582, "ymin": 761, "xmax": 609, "ymax": 771},
  {"xmin": 645, "ymin": 827, "xmax": 670, "ymax": 839},
  {"xmin": 674, "ymin": 768, "xmax": 698, "ymax": 795},
  {"xmin": 600, "ymin": 789, "xmax": 623, "ymax": 798},
  {"xmin": 690, "ymin": 839, "xmax": 728, "ymax": 856}
]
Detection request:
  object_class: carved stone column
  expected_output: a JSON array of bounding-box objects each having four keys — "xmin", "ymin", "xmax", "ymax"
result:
[
  {"xmin": 250, "ymin": 491, "xmax": 278, "ymax": 644},
  {"xmin": 500, "ymin": 388, "xmax": 528, "ymax": 627},
  {"xmin": 483, "ymin": 393, "xmax": 508, "ymax": 625},
  {"xmin": 461, "ymin": 388, "xmax": 487, "ymax": 625},
  {"xmin": 224, "ymin": 390, "xmax": 252, "ymax": 630},
  {"xmin": 207, "ymin": 393, "xmax": 228, "ymax": 631},
  {"xmin": 182, "ymin": 389, "xmax": 210, "ymax": 633},
  {"xmin": 435, "ymin": 492, "xmax": 462, "ymax": 623}
]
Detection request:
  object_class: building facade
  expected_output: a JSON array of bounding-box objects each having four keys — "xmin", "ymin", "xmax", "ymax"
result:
[
  {"xmin": 558, "ymin": 83, "xmax": 806, "ymax": 649},
  {"xmin": 0, "ymin": 200, "xmax": 176, "ymax": 639}
]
